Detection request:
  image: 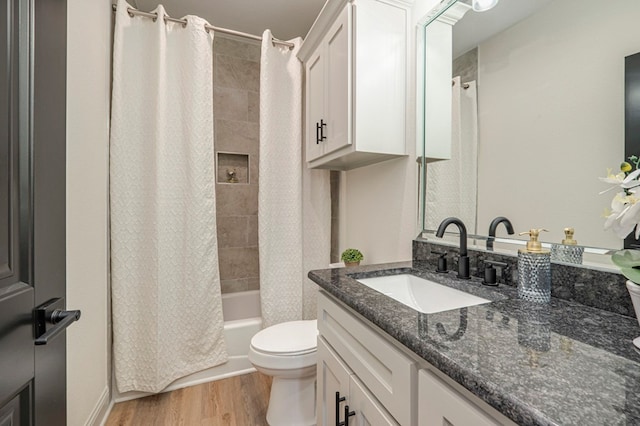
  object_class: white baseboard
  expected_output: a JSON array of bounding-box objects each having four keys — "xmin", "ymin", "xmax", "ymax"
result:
[
  {"xmin": 85, "ymin": 386, "xmax": 112, "ymax": 426},
  {"xmin": 113, "ymin": 356, "xmax": 256, "ymax": 403}
]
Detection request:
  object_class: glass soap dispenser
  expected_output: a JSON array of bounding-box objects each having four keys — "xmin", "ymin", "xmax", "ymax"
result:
[
  {"xmin": 518, "ymin": 228, "xmax": 551, "ymax": 303},
  {"xmin": 550, "ymin": 227, "xmax": 584, "ymax": 264}
]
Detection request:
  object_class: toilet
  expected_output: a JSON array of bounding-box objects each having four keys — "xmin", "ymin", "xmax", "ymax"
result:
[{"xmin": 248, "ymin": 319, "xmax": 318, "ymax": 426}]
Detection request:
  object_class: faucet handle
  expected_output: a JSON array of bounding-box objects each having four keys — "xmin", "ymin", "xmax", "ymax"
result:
[
  {"xmin": 432, "ymin": 251, "xmax": 448, "ymax": 273},
  {"xmin": 483, "ymin": 260, "xmax": 509, "ymax": 285},
  {"xmin": 483, "ymin": 263, "xmax": 498, "ymax": 286},
  {"xmin": 485, "ymin": 260, "xmax": 508, "ymax": 268}
]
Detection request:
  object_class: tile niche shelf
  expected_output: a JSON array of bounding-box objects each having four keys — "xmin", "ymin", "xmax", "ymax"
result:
[{"xmin": 217, "ymin": 152, "xmax": 249, "ymax": 184}]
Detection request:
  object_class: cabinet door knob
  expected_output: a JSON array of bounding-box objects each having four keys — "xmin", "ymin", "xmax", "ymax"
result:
[{"xmin": 335, "ymin": 391, "xmax": 346, "ymax": 426}]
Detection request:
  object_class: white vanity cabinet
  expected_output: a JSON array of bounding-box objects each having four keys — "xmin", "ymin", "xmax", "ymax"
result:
[
  {"xmin": 418, "ymin": 369, "xmax": 502, "ymax": 426},
  {"xmin": 318, "ymin": 338, "xmax": 399, "ymax": 426},
  {"xmin": 298, "ymin": 0, "xmax": 411, "ymax": 170},
  {"xmin": 317, "ymin": 338, "xmax": 352, "ymax": 426},
  {"xmin": 317, "ymin": 292, "xmax": 416, "ymax": 425},
  {"xmin": 317, "ymin": 291, "xmax": 518, "ymax": 426}
]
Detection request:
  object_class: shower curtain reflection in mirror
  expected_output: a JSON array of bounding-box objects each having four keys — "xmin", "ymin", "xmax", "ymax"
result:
[{"xmin": 425, "ymin": 76, "xmax": 479, "ymax": 234}]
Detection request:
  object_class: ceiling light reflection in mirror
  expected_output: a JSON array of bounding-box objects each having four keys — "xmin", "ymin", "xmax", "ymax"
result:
[{"xmin": 472, "ymin": 0, "xmax": 498, "ymax": 13}]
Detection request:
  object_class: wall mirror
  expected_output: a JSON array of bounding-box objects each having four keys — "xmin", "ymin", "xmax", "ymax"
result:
[{"xmin": 419, "ymin": 0, "xmax": 640, "ymax": 266}]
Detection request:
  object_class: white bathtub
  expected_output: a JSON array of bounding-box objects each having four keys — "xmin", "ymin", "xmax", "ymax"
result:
[
  {"xmin": 221, "ymin": 290, "xmax": 262, "ymax": 356},
  {"xmin": 114, "ymin": 290, "xmax": 262, "ymax": 403}
]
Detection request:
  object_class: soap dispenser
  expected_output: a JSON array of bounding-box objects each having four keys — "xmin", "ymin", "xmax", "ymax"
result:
[
  {"xmin": 518, "ymin": 229, "xmax": 551, "ymax": 303},
  {"xmin": 550, "ymin": 228, "xmax": 584, "ymax": 265}
]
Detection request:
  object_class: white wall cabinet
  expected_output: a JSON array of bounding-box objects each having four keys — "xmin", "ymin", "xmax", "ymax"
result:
[
  {"xmin": 317, "ymin": 291, "xmax": 517, "ymax": 426},
  {"xmin": 305, "ymin": 5, "xmax": 350, "ymax": 163},
  {"xmin": 298, "ymin": 0, "xmax": 411, "ymax": 170}
]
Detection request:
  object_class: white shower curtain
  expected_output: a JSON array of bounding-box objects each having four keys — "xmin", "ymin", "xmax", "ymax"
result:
[
  {"xmin": 259, "ymin": 30, "xmax": 331, "ymax": 327},
  {"xmin": 426, "ymin": 76, "xmax": 479, "ymax": 232},
  {"xmin": 110, "ymin": 0, "xmax": 227, "ymax": 393}
]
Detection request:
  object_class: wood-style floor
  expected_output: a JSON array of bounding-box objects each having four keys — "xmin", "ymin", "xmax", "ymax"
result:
[{"xmin": 105, "ymin": 372, "xmax": 272, "ymax": 426}]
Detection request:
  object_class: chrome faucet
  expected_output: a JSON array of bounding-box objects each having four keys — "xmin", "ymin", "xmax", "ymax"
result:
[
  {"xmin": 487, "ymin": 216, "xmax": 514, "ymax": 250},
  {"xmin": 435, "ymin": 217, "xmax": 470, "ymax": 279}
]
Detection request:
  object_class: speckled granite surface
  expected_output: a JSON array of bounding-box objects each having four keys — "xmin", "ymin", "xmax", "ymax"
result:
[
  {"xmin": 308, "ymin": 262, "xmax": 640, "ymax": 426},
  {"xmin": 413, "ymin": 238, "xmax": 636, "ymax": 318}
]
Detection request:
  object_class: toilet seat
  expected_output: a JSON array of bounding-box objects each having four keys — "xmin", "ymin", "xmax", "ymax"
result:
[
  {"xmin": 248, "ymin": 320, "xmax": 318, "ymax": 370},
  {"xmin": 251, "ymin": 320, "xmax": 317, "ymax": 356}
]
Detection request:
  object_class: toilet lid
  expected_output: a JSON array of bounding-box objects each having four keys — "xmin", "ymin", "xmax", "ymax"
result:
[{"xmin": 251, "ymin": 320, "xmax": 318, "ymax": 356}]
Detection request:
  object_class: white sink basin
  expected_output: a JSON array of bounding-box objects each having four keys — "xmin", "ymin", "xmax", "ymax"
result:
[{"xmin": 356, "ymin": 274, "xmax": 490, "ymax": 314}]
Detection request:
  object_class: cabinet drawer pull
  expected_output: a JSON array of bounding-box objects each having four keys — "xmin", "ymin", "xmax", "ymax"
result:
[{"xmin": 335, "ymin": 391, "xmax": 346, "ymax": 426}]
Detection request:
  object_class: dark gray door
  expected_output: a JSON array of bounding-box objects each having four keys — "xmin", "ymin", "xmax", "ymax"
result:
[
  {"xmin": 625, "ymin": 51, "xmax": 640, "ymax": 249},
  {"xmin": 0, "ymin": 0, "xmax": 70, "ymax": 425}
]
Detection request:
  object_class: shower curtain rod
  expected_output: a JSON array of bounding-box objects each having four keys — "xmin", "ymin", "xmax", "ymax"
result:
[{"xmin": 111, "ymin": 4, "xmax": 295, "ymax": 49}]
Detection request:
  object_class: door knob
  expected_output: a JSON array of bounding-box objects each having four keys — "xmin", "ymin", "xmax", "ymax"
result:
[{"xmin": 34, "ymin": 298, "xmax": 81, "ymax": 345}]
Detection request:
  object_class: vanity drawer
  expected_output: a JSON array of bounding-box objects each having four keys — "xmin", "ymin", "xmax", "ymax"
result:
[{"xmin": 317, "ymin": 292, "xmax": 417, "ymax": 426}]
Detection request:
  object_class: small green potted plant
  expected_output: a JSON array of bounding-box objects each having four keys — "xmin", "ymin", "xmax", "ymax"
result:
[{"xmin": 341, "ymin": 248, "xmax": 364, "ymax": 267}]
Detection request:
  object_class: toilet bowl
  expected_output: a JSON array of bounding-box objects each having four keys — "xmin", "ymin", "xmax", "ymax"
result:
[{"xmin": 248, "ymin": 319, "xmax": 318, "ymax": 426}]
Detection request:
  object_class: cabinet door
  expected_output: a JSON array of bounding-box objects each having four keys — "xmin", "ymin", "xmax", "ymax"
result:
[
  {"xmin": 419, "ymin": 370, "xmax": 500, "ymax": 426},
  {"xmin": 318, "ymin": 292, "xmax": 417, "ymax": 425},
  {"xmin": 306, "ymin": 48, "xmax": 325, "ymax": 162},
  {"xmin": 318, "ymin": 337, "xmax": 352, "ymax": 426},
  {"xmin": 324, "ymin": 4, "xmax": 351, "ymax": 155},
  {"xmin": 349, "ymin": 376, "xmax": 399, "ymax": 426}
]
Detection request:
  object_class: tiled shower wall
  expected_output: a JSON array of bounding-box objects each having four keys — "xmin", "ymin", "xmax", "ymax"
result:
[
  {"xmin": 213, "ymin": 36, "xmax": 261, "ymax": 294},
  {"xmin": 452, "ymin": 47, "xmax": 477, "ymax": 83},
  {"xmin": 212, "ymin": 35, "xmax": 340, "ymax": 293}
]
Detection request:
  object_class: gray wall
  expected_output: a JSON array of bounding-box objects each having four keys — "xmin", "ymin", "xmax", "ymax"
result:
[
  {"xmin": 213, "ymin": 35, "xmax": 339, "ymax": 290},
  {"xmin": 452, "ymin": 47, "xmax": 477, "ymax": 83},
  {"xmin": 213, "ymin": 36, "xmax": 261, "ymax": 294}
]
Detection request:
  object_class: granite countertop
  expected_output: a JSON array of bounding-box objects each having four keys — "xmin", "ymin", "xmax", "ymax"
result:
[{"xmin": 308, "ymin": 262, "xmax": 640, "ymax": 426}]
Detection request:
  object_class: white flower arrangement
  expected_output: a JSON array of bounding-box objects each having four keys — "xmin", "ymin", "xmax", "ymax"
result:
[{"xmin": 600, "ymin": 155, "xmax": 640, "ymax": 239}]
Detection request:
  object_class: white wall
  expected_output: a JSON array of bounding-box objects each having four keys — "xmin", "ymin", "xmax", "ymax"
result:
[
  {"xmin": 339, "ymin": 0, "xmax": 444, "ymax": 265},
  {"xmin": 66, "ymin": 0, "xmax": 112, "ymax": 424},
  {"xmin": 475, "ymin": 0, "xmax": 640, "ymax": 248},
  {"xmin": 342, "ymin": 157, "xmax": 418, "ymax": 264}
]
